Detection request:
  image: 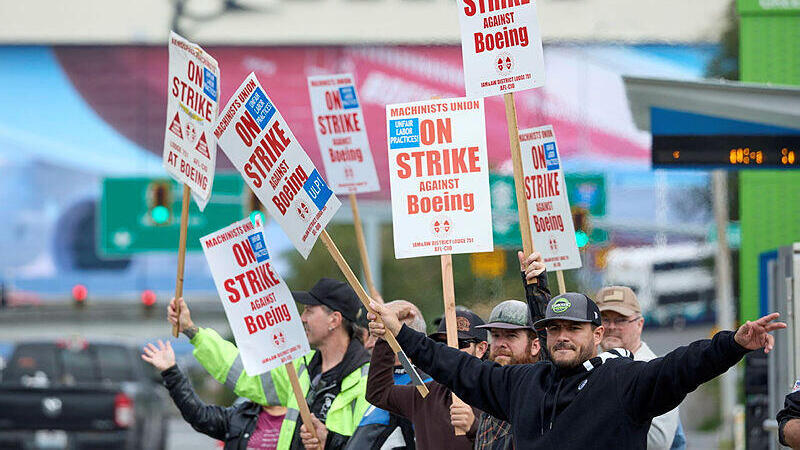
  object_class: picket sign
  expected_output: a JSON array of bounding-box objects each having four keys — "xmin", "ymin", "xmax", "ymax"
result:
[
  {"xmin": 306, "ymin": 74, "xmax": 380, "ymax": 194},
  {"xmin": 386, "ymin": 96, "xmax": 493, "ymax": 430},
  {"xmin": 199, "ymin": 217, "xmax": 318, "ymax": 442},
  {"xmin": 454, "ymin": 0, "xmax": 567, "ymax": 289},
  {"xmin": 218, "ymin": 73, "xmax": 429, "ymax": 398},
  {"xmin": 457, "ymin": 0, "xmax": 545, "ymax": 98},
  {"xmin": 163, "ymin": 32, "xmax": 221, "ymax": 336},
  {"xmin": 307, "ymin": 74, "xmax": 381, "ymax": 298},
  {"xmin": 519, "ymin": 125, "xmax": 582, "ymax": 293}
]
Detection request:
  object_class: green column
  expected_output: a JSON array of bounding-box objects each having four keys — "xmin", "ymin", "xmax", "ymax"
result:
[{"xmin": 737, "ymin": 0, "xmax": 800, "ymax": 321}]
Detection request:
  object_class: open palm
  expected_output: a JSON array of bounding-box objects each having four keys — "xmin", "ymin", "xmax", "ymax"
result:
[
  {"xmin": 734, "ymin": 313, "xmax": 787, "ymax": 353},
  {"xmin": 141, "ymin": 340, "xmax": 176, "ymax": 371}
]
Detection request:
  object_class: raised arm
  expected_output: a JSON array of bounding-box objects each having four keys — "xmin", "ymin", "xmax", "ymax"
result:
[
  {"xmin": 619, "ymin": 313, "xmax": 786, "ymax": 420},
  {"xmin": 168, "ymin": 297, "xmax": 302, "ymax": 407},
  {"xmin": 519, "ymin": 251, "xmax": 550, "ymax": 324},
  {"xmin": 367, "ymin": 301, "xmax": 528, "ymax": 421},
  {"xmin": 142, "ymin": 340, "xmax": 231, "ymax": 440},
  {"xmin": 365, "ymin": 338, "xmax": 420, "ymax": 418}
]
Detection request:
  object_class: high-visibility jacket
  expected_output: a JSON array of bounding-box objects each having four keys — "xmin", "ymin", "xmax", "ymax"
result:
[{"xmin": 191, "ymin": 327, "xmax": 370, "ymax": 450}]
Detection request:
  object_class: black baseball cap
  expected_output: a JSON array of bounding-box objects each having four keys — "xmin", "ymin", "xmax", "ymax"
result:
[
  {"xmin": 533, "ymin": 293, "xmax": 602, "ymax": 330},
  {"xmin": 292, "ymin": 278, "xmax": 362, "ymax": 323},
  {"xmin": 429, "ymin": 309, "xmax": 488, "ymax": 342}
]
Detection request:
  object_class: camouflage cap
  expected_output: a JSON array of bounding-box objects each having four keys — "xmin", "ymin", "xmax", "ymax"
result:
[{"xmin": 475, "ymin": 300, "xmax": 534, "ymax": 331}]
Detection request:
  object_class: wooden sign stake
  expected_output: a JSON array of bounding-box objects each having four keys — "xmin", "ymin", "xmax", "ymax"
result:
[
  {"xmin": 440, "ymin": 254, "xmax": 469, "ymax": 435},
  {"xmin": 172, "ymin": 184, "xmax": 191, "ymax": 337},
  {"xmin": 349, "ymin": 194, "xmax": 379, "ymax": 299},
  {"xmin": 320, "ymin": 230, "xmax": 429, "ymax": 397},
  {"xmin": 504, "ymin": 93, "xmax": 538, "ymax": 286},
  {"xmin": 286, "ymin": 362, "xmax": 320, "ymax": 445},
  {"xmin": 556, "ymin": 270, "xmax": 567, "ymax": 295}
]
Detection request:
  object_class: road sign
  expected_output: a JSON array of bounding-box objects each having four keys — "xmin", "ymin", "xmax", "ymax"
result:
[
  {"xmin": 490, "ymin": 173, "xmax": 521, "ymax": 248},
  {"xmin": 565, "ymin": 174, "xmax": 605, "ymax": 217},
  {"xmin": 99, "ymin": 175, "xmax": 246, "ymax": 256},
  {"xmin": 491, "ymin": 172, "xmax": 606, "ymax": 248}
]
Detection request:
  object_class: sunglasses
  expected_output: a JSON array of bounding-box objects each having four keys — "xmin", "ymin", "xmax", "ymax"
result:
[{"xmin": 434, "ymin": 338, "xmax": 478, "ymax": 349}]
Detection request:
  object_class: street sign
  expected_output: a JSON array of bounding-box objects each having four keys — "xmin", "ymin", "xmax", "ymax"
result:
[
  {"xmin": 491, "ymin": 172, "xmax": 606, "ymax": 248},
  {"xmin": 490, "ymin": 173, "xmax": 522, "ymax": 248},
  {"xmin": 99, "ymin": 174, "xmax": 246, "ymax": 256},
  {"xmin": 565, "ymin": 174, "xmax": 606, "ymax": 216},
  {"xmin": 707, "ymin": 222, "xmax": 742, "ymax": 249}
]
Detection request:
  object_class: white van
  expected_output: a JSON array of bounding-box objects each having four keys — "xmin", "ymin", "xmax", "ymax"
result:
[{"xmin": 603, "ymin": 243, "xmax": 717, "ymax": 327}]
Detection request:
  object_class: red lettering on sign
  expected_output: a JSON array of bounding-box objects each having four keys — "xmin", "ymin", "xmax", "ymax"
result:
[
  {"xmin": 396, "ymin": 147, "xmax": 481, "ymax": 179},
  {"xmin": 244, "ymin": 303, "xmax": 292, "ymax": 335}
]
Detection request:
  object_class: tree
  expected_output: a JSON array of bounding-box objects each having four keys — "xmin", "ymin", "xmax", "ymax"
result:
[{"xmin": 706, "ymin": 0, "xmax": 739, "ymax": 81}]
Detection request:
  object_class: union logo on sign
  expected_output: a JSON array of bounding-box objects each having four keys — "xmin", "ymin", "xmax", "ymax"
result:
[
  {"xmin": 431, "ymin": 216, "xmax": 453, "ymax": 235},
  {"xmin": 495, "ymin": 53, "xmax": 514, "ymax": 75},
  {"xmin": 296, "ymin": 202, "xmax": 310, "ymax": 220},
  {"xmin": 184, "ymin": 121, "xmax": 197, "ymax": 144},
  {"xmin": 273, "ymin": 330, "xmax": 286, "ymax": 347},
  {"xmin": 549, "ymin": 236, "xmax": 558, "ymax": 252}
]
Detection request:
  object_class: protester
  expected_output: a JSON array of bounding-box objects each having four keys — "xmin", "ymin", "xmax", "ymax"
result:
[
  {"xmin": 141, "ymin": 339, "xmax": 287, "ymax": 449},
  {"xmin": 344, "ymin": 300, "xmax": 428, "ymax": 450},
  {"xmin": 367, "ymin": 291, "xmax": 786, "ymax": 448},
  {"xmin": 595, "ymin": 286, "xmax": 685, "ymax": 450},
  {"xmin": 473, "ymin": 300, "xmax": 542, "ymax": 450},
  {"xmin": 168, "ymin": 278, "xmax": 371, "ymax": 450},
  {"xmin": 366, "ymin": 306, "xmax": 488, "ymax": 449},
  {"xmin": 777, "ymin": 388, "xmax": 800, "ymax": 448}
]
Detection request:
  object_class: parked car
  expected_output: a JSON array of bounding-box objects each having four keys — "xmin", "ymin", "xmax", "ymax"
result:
[{"xmin": 0, "ymin": 337, "xmax": 170, "ymax": 449}]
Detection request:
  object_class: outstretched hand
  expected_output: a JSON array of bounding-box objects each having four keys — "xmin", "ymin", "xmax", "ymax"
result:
[
  {"xmin": 734, "ymin": 313, "xmax": 786, "ymax": 353},
  {"xmin": 141, "ymin": 340, "xmax": 176, "ymax": 372}
]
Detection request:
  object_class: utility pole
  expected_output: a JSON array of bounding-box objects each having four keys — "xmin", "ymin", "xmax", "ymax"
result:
[{"xmin": 711, "ymin": 170, "xmax": 737, "ymax": 442}]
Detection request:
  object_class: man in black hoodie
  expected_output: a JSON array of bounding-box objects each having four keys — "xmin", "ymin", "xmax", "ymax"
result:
[{"xmin": 367, "ymin": 293, "xmax": 786, "ymax": 449}]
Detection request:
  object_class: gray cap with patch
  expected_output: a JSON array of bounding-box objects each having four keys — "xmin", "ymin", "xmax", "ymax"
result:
[
  {"xmin": 533, "ymin": 293, "xmax": 602, "ymax": 330},
  {"xmin": 476, "ymin": 300, "xmax": 534, "ymax": 330}
]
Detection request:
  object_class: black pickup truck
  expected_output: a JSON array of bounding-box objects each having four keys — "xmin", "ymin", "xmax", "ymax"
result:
[{"xmin": 0, "ymin": 338, "xmax": 170, "ymax": 449}]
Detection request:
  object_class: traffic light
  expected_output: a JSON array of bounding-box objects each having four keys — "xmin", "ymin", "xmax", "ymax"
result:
[
  {"xmin": 72, "ymin": 284, "xmax": 87, "ymax": 306},
  {"xmin": 572, "ymin": 207, "xmax": 591, "ymax": 248},
  {"xmin": 147, "ymin": 181, "xmax": 172, "ymax": 225},
  {"xmin": 244, "ymin": 188, "xmax": 266, "ymax": 226},
  {"xmin": 141, "ymin": 290, "xmax": 156, "ymax": 307},
  {"xmin": 141, "ymin": 290, "xmax": 156, "ymax": 316}
]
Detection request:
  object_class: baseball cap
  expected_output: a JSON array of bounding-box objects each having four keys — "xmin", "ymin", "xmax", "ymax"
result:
[
  {"xmin": 476, "ymin": 300, "xmax": 534, "ymax": 330},
  {"xmin": 292, "ymin": 278, "xmax": 362, "ymax": 323},
  {"xmin": 429, "ymin": 309, "xmax": 488, "ymax": 342},
  {"xmin": 533, "ymin": 293, "xmax": 602, "ymax": 330},
  {"xmin": 595, "ymin": 286, "xmax": 641, "ymax": 317}
]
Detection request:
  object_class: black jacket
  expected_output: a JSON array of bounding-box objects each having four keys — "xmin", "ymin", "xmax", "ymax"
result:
[
  {"xmin": 161, "ymin": 365, "xmax": 260, "ymax": 450},
  {"xmin": 777, "ymin": 390, "xmax": 800, "ymax": 446},
  {"xmin": 394, "ymin": 325, "xmax": 750, "ymax": 449}
]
